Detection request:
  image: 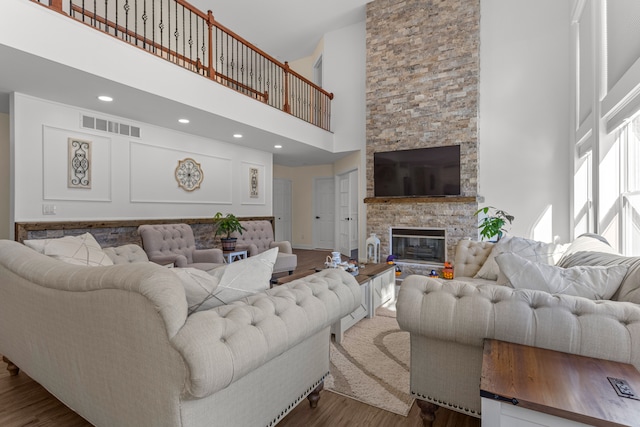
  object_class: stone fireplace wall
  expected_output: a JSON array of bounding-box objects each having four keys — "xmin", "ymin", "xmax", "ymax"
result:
[{"xmin": 365, "ymin": 0, "xmax": 480, "ymax": 266}]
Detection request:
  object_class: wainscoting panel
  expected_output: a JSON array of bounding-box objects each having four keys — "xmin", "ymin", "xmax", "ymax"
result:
[{"xmin": 129, "ymin": 141, "xmax": 232, "ymax": 204}]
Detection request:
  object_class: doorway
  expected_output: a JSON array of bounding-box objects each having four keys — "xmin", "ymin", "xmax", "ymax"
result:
[{"xmin": 338, "ymin": 170, "xmax": 358, "ymax": 258}]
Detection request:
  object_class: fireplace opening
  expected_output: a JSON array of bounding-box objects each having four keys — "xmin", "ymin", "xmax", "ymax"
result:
[{"xmin": 390, "ymin": 227, "xmax": 446, "ymax": 266}]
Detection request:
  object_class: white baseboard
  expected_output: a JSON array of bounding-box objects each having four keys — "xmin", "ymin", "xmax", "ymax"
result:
[{"xmin": 292, "ymin": 244, "xmax": 315, "ymax": 250}]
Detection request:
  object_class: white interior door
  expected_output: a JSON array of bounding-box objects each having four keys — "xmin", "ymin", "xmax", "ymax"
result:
[
  {"xmin": 348, "ymin": 170, "xmax": 359, "ymax": 252},
  {"xmin": 338, "ymin": 171, "xmax": 358, "ymax": 256},
  {"xmin": 273, "ymin": 179, "xmax": 292, "ymax": 242},
  {"xmin": 314, "ymin": 177, "xmax": 335, "ymax": 249}
]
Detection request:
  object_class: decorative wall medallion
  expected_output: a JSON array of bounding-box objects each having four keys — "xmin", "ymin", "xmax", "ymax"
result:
[
  {"xmin": 68, "ymin": 137, "xmax": 92, "ymax": 189},
  {"xmin": 249, "ymin": 167, "xmax": 259, "ymax": 198},
  {"xmin": 175, "ymin": 158, "xmax": 204, "ymax": 191}
]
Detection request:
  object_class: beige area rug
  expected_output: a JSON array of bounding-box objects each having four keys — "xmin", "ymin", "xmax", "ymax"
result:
[{"xmin": 326, "ymin": 305, "xmax": 413, "ymax": 416}]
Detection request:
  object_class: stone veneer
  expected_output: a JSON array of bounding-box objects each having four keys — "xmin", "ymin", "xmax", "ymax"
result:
[{"xmin": 365, "ymin": 0, "xmax": 480, "ymax": 267}]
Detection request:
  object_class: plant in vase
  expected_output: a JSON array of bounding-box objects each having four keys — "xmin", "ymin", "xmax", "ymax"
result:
[
  {"xmin": 474, "ymin": 206, "xmax": 515, "ymax": 241},
  {"xmin": 213, "ymin": 212, "xmax": 246, "ymax": 251}
]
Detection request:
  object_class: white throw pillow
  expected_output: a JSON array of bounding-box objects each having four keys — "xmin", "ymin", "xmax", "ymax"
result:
[
  {"xmin": 208, "ymin": 248, "xmax": 279, "ymax": 307},
  {"xmin": 24, "ymin": 233, "xmax": 113, "ymax": 267},
  {"xmin": 172, "ymin": 267, "xmax": 221, "ymax": 314},
  {"xmin": 495, "ymin": 252, "xmax": 628, "ymax": 300},
  {"xmin": 474, "ymin": 235, "xmax": 569, "ymax": 282}
]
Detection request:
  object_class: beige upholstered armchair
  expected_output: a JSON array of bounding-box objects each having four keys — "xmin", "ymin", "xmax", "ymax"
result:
[
  {"xmin": 233, "ymin": 220, "xmax": 297, "ymax": 274},
  {"xmin": 138, "ymin": 223, "xmax": 224, "ymax": 272}
]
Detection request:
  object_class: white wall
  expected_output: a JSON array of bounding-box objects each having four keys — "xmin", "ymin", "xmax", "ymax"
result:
[
  {"xmin": 479, "ymin": 0, "xmax": 572, "ymax": 243},
  {"xmin": 12, "ymin": 93, "xmax": 272, "ymax": 227},
  {"xmin": 0, "ymin": 113, "xmax": 9, "ymax": 239},
  {"xmin": 324, "ymin": 20, "xmax": 367, "ymax": 153}
]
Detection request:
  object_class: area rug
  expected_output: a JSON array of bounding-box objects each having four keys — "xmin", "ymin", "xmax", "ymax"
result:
[{"xmin": 325, "ymin": 305, "xmax": 413, "ymax": 416}]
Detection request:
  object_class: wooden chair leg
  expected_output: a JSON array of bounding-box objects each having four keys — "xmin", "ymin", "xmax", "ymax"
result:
[
  {"xmin": 2, "ymin": 356, "xmax": 20, "ymax": 376},
  {"xmin": 416, "ymin": 400, "xmax": 438, "ymax": 427},
  {"xmin": 307, "ymin": 381, "xmax": 324, "ymax": 408}
]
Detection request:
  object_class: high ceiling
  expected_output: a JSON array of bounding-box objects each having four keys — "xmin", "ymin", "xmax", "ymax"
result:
[
  {"xmin": 0, "ymin": 0, "xmax": 372, "ymax": 166},
  {"xmin": 192, "ymin": 0, "xmax": 371, "ymax": 61}
]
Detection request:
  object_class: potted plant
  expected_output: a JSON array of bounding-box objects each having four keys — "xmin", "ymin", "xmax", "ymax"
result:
[
  {"xmin": 213, "ymin": 212, "xmax": 246, "ymax": 251},
  {"xmin": 474, "ymin": 206, "xmax": 514, "ymax": 241}
]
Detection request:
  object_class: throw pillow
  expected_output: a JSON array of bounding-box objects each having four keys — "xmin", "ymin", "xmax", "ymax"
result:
[
  {"xmin": 172, "ymin": 267, "xmax": 221, "ymax": 314},
  {"xmin": 474, "ymin": 235, "xmax": 569, "ymax": 282},
  {"xmin": 495, "ymin": 252, "xmax": 628, "ymax": 300},
  {"xmin": 209, "ymin": 247, "xmax": 279, "ymax": 307},
  {"xmin": 24, "ymin": 233, "xmax": 114, "ymax": 267}
]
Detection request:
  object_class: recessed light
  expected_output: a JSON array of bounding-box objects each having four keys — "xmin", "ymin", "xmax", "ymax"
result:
[
  {"xmin": 274, "ymin": 145, "xmax": 283, "ymax": 149},
  {"xmin": 98, "ymin": 95, "xmax": 113, "ymax": 102},
  {"xmin": 178, "ymin": 118, "xmax": 190, "ymax": 124},
  {"xmin": 233, "ymin": 134, "xmax": 243, "ymax": 138}
]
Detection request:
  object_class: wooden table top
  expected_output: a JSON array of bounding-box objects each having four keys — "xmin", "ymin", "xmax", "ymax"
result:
[
  {"xmin": 275, "ymin": 263, "xmax": 395, "ymax": 286},
  {"xmin": 481, "ymin": 339, "xmax": 640, "ymax": 427}
]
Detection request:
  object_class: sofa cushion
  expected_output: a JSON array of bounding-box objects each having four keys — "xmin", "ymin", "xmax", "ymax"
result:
[
  {"xmin": 496, "ymin": 252, "xmax": 628, "ymax": 300},
  {"xmin": 173, "ymin": 268, "xmax": 222, "ymax": 314},
  {"xmin": 558, "ymin": 250, "xmax": 640, "ymax": 304},
  {"xmin": 474, "ymin": 235, "xmax": 568, "ymax": 281},
  {"xmin": 24, "ymin": 233, "xmax": 114, "ymax": 267}
]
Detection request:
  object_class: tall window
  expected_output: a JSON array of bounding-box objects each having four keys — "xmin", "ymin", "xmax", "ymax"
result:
[{"xmin": 621, "ymin": 112, "xmax": 640, "ymax": 255}]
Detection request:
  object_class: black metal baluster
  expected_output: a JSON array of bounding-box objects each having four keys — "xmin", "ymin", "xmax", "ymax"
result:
[{"xmin": 115, "ymin": 0, "xmax": 118, "ymax": 37}]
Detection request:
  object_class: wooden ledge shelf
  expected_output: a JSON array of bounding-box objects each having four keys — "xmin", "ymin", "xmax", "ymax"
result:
[{"xmin": 364, "ymin": 196, "xmax": 477, "ymax": 204}]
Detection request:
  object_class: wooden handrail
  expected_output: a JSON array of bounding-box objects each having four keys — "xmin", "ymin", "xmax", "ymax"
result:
[
  {"xmin": 205, "ymin": 13, "xmax": 334, "ymax": 100},
  {"xmin": 30, "ymin": 0, "xmax": 333, "ymax": 130}
]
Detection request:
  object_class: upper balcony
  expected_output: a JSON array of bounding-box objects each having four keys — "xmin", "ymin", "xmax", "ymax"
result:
[{"xmin": 33, "ymin": 0, "xmax": 334, "ymax": 131}]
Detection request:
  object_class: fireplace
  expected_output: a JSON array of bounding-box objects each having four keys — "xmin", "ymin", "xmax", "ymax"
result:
[{"xmin": 390, "ymin": 227, "xmax": 447, "ymax": 266}]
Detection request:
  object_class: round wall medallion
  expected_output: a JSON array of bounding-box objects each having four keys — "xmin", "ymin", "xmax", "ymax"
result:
[{"xmin": 175, "ymin": 158, "xmax": 204, "ymax": 191}]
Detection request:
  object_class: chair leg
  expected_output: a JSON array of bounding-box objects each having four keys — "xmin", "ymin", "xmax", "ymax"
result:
[
  {"xmin": 307, "ymin": 381, "xmax": 323, "ymax": 408},
  {"xmin": 416, "ymin": 400, "xmax": 438, "ymax": 427},
  {"xmin": 2, "ymin": 356, "xmax": 20, "ymax": 376}
]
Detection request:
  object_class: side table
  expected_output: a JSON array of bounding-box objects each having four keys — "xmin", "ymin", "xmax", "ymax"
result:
[
  {"xmin": 481, "ymin": 339, "xmax": 640, "ymax": 426},
  {"xmin": 223, "ymin": 250, "xmax": 248, "ymax": 264}
]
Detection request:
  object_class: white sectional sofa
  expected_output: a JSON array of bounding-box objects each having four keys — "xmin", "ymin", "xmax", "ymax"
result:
[
  {"xmin": 0, "ymin": 239, "xmax": 361, "ymax": 427},
  {"xmin": 397, "ymin": 234, "xmax": 640, "ymax": 425}
]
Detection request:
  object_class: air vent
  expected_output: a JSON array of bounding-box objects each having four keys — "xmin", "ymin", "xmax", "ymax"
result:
[{"xmin": 81, "ymin": 114, "xmax": 141, "ymax": 138}]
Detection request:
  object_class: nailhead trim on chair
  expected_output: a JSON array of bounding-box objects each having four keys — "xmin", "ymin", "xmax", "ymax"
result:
[
  {"xmin": 266, "ymin": 372, "xmax": 329, "ymax": 426},
  {"xmin": 410, "ymin": 390, "xmax": 480, "ymax": 416}
]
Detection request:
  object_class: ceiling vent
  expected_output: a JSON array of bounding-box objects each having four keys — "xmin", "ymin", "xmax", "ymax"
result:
[{"xmin": 81, "ymin": 114, "xmax": 141, "ymax": 138}]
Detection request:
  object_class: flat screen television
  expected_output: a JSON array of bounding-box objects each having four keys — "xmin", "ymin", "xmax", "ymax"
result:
[{"xmin": 374, "ymin": 145, "xmax": 461, "ymax": 197}]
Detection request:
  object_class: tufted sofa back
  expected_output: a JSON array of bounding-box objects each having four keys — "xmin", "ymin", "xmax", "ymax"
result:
[
  {"xmin": 103, "ymin": 244, "xmax": 150, "ymax": 264},
  {"xmin": 138, "ymin": 224, "xmax": 196, "ymax": 263},
  {"xmin": 232, "ymin": 221, "xmax": 275, "ymax": 255},
  {"xmin": 453, "ymin": 239, "xmax": 494, "ymax": 278}
]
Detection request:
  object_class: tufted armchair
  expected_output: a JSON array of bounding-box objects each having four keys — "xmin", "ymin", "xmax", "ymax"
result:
[
  {"xmin": 232, "ymin": 220, "xmax": 297, "ymax": 275},
  {"xmin": 397, "ymin": 235, "xmax": 640, "ymax": 425},
  {"xmin": 138, "ymin": 223, "xmax": 224, "ymax": 272}
]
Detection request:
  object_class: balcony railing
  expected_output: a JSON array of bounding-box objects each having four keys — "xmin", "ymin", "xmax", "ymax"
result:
[{"xmin": 33, "ymin": 0, "xmax": 334, "ymax": 131}]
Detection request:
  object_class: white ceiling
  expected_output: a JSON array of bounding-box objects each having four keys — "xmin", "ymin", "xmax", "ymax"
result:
[
  {"xmin": 0, "ymin": 0, "xmax": 372, "ymax": 166},
  {"xmin": 192, "ymin": 0, "xmax": 371, "ymax": 61}
]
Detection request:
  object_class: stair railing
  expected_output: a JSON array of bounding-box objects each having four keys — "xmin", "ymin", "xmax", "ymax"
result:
[{"xmin": 34, "ymin": 0, "xmax": 333, "ymax": 131}]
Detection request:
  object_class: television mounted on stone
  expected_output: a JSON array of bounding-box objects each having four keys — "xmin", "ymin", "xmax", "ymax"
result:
[{"xmin": 373, "ymin": 145, "xmax": 461, "ymax": 197}]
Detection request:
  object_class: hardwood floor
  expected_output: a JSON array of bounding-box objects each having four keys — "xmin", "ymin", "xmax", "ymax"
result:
[{"xmin": 0, "ymin": 249, "xmax": 480, "ymax": 427}]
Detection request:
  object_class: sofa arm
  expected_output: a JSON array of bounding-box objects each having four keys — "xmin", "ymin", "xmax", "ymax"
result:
[
  {"xmin": 148, "ymin": 254, "xmax": 188, "ymax": 267},
  {"xmin": 270, "ymin": 240, "xmax": 292, "ymax": 254},
  {"xmin": 171, "ymin": 268, "xmax": 361, "ymax": 398},
  {"xmin": 397, "ymin": 275, "xmax": 640, "ymax": 369},
  {"xmin": 192, "ymin": 248, "xmax": 224, "ymax": 264}
]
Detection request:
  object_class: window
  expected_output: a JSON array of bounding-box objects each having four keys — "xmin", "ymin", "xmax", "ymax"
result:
[{"xmin": 609, "ymin": 110, "xmax": 640, "ymax": 255}]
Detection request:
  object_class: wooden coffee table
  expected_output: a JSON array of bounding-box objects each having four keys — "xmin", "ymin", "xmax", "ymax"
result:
[{"xmin": 480, "ymin": 339, "xmax": 640, "ymax": 426}]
